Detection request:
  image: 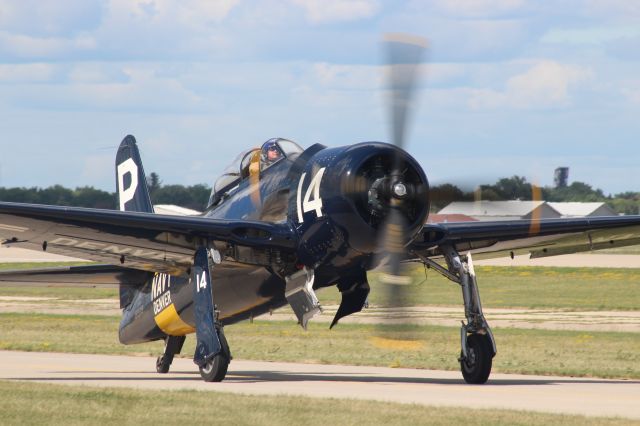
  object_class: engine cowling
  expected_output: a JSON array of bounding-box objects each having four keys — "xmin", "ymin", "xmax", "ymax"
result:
[{"xmin": 292, "ymin": 142, "xmax": 429, "ymax": 259}]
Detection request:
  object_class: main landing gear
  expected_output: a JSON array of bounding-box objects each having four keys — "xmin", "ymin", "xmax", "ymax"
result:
[
  {"xmin": 417, "ymin": 245, "xmax": 496, "ymax": 384},
  {"xmin": 192, "ymin": 246, "xmax": 231, "ymax": 382},
  {"xmin": 155, "ymin": 246, "xmax": 231, "ymax": 381},
  {"xmin": 198, "ymin": 327, "xmax": 231, "ymax": 382}
]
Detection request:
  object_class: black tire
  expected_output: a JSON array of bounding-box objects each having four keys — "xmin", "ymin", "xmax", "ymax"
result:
[
  {"xmin": 156, "ymin": 356, "xmax": 170, "ymax": 374},
  {"xmin": 199, "ymin": 354, "xmax": 229, "ymax": 382},
  {"xmin": 460, "ymin": 334, "xmax": 493, "ymax": 384},
  {"xmin": 219, "ymin": 327, "xmax": 232, "ymax": 360}
]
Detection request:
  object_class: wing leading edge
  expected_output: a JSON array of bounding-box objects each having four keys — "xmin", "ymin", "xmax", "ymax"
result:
[
  {"xmin": 411, "ymin": 216, "xmax": 640, "ymax": 260},
  {"xmin": 0, "ymin": 202, "xmax": 297, "ymax": 274}
]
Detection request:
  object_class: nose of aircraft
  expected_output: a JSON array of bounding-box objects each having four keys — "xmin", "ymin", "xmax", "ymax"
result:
[
  {"xmin": 324, "ymin": 142, "xmax": 429, "ymax": 255},
  {"xmin": 392, "ymin": 182, "xmax": 408, "ymax": 198}
]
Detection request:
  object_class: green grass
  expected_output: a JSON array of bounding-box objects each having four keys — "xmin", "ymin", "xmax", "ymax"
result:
[
  {"xmin": 335, "ymin": 265, "xmax": 640, "ymax": 310},
  {"xmin": 2, "ymin": 381, "xmax": 634, "ymax": 426},
  {"xmin": 2, "ymin": 263, "xmax": 640, "ymax": 310},
  {"xmin": 0, "ymin": 286, "xmax": 118, "ymax": 299},
  {"xmin": 1, "ymin": 313, "xmax": 638, "ymax": 379}
]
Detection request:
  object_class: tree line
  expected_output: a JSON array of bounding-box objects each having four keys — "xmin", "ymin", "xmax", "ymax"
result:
[
  {"xmin": 1, "ymin": 173, "xmax": 639, "ymax": 215},
  {"xmin": 430, "ymin": 176, "xmax": 640, "ymax": 215},
  {"xmin": 0, "ymin": 172, "xmax": 210, "ymax": 211}
]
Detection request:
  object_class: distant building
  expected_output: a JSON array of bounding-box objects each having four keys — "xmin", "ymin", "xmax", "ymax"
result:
[
  {"xmin": 554, "ymin": 167, "xmax": 569, "ymax": 188},
  {"xmin": 438, "ymin": 200, "xmax": 561, "ymax": 221},
  {"xmin": 427, "ymin": 213, "xmax": 477, "ymax": 223},
  {"xmin": 154, "ymin": 204, "xmax": 201, "ymax": 216},
  {"xmin": 547, "ymin": 202, "xmax": 617, "ymax": 217}
]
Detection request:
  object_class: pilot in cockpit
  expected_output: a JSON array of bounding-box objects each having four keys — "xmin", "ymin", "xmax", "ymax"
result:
[{"xmin": 261, "ymin": 139, "xmax": 283, "ymax": 168}]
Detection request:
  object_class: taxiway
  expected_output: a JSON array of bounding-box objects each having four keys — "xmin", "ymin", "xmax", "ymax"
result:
[{"xmin": 0, "ymin": 350, "xmax": 638, "ymax": 420}]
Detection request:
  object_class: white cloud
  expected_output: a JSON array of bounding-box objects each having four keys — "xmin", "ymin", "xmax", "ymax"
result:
[
  {"xmin": 105, "ymin": 0, "xmax": 239, "ymax": 27},
  {"xmin": 0, "ymin": 0, "xmax": 239, "ymax": 61},
  {"xmin": 0, "ymin": 0, "xmax": 102, "ymax": 36},
  {"xmin": 425, "ymin": 63, "xmax": 469, "ymax": 85},
  {"xmin": 306, "ymin": 62, "xmax": 470, "ymax": 90},
  {"xmin": 67, "ymin": 63, "xmax": 128, "ymax": 84},
  {"xmin": 469, "ymin": 60, "xmax": 593, "ymax": 109},
  {"xmin": 397, "ymin": 14, "xmax": 531, "ymax": 62},
  {"xmin": 620, "ymin": 81, "xmax": 640, "ymax": 105},
  {"xmin": 70, "ymin": 67, "xmax": 204, "ymax": 110},
  {"xmin": 0, "ymin": 64, "xmax": 206, "ymax": 113},
  {"xmin": 0, "ymin": 63, "xmax": 56, "ymax": 83},
  {"xmin": 415, "ymin": 0, "xmax": 526, "ymax": 18},
  {"xmin": 506, "ymin": 61, "xmax": 593, "ymax": 106},
  {"xmin": 625, "ymin": 90, "xmax": 640, "ymax": 104},
  {"xmin": 311, "ymin": 63, "xmax": 378, "ymax": 88},
  {"xmin": 290, "ymin": 0, "xmax": 378, "ymax": 23},
  {"xmin": 540, "ymin": 26, "xmax": 640, "ymax": 46},
  {"xmin": 80, "ymin": 0, "xmax": 240, "ymax": 60},
  {"xmin": 0, "ymin": 31, "xmax": 96, "ymax": 59},
  {"xmin": 584, "ymin": 0, "xmax": 640, "ymax": 22}
]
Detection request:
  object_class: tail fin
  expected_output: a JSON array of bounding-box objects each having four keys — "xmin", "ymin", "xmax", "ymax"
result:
[{"xmin": 115, "ymin": 135, "xmax": 154, "ymax": 213}]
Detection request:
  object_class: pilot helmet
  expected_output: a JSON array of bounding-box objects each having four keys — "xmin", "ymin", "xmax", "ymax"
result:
[{"xmin": 261, "ymin": 139, "xmax": 283, "ymax": 165}]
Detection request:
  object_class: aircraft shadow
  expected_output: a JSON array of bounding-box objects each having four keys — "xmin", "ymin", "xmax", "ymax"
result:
[
  {"xmin": 224, "ymin": 370, "xmax": 639, "ymax": 386},
  {"xmin": 10, "ymin": 369, "xmax": 640, "ymax": 387}
]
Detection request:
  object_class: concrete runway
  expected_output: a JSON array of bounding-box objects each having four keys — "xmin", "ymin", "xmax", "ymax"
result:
[
  {"xmin": 0, "ymin": 247, "xmax": 84, "ymax": 262},
  {"xmin": 1, "ymin": 350, "xmax": 638, "ymax": 420}
]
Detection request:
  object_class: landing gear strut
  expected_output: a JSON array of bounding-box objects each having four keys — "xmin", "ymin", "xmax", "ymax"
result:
[
  {"xmin": 192, "ymin": 246, "xmax": 231, "ymax": 382},
  {"xmin": 417, "ymin": 245, "xmax": 496, "ymax": 384},
  {"xmin": 156, "ymin": 335, "xmax": 185, "ymax": 374}
]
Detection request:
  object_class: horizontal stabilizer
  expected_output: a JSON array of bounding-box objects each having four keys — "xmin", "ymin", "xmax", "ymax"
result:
[
  {"xmin": 0, "ymin": 264, "xmax": 152, "ymax": 308},
  {"xmin": 0, "ymin": 264, "xmax": 151, "ymax": 287}
]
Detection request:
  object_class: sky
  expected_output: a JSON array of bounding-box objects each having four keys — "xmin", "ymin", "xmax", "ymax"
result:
[{"xmin": 0, "ymin": 0, "xmax": 639, "ymax": 194}]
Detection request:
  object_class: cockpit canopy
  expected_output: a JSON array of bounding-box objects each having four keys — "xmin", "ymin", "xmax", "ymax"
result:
[{"xmin": 207, "ymin": 138, "xmax": 303, "ymax": 209}]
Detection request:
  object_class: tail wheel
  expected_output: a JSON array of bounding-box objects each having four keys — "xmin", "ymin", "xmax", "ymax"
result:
[
  {"xmin": 156, "ymin": 356, "xmax": 170, "ymax": 374},
  {"xmin": 460, "ymin": 334, "xmax": 493, "ymax": 384}
]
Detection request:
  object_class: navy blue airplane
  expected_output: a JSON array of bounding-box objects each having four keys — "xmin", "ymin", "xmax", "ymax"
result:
[{"xmin": 2, "ymin": 35, "xmax": 639, "ymax": 384}]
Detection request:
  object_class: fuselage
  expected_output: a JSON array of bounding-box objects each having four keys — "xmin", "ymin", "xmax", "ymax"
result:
[{"xmin": 119, "ymin": 141, "xmax": 429, "ymax": 344}]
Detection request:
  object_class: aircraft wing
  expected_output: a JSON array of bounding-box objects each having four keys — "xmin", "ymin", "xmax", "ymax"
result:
[
  {"xmin": 0, "ymin": 202, "xmax": 297, "ymax": 275},
  {"xmin": 411, "ymin": 216, "xmax": 640, "ymax": 260},
  {"xmin": 0, "ymin": 264, "xmax": 151, "ymax": 286}
]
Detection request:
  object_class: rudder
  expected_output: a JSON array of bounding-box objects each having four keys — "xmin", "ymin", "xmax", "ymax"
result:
[{"xmin": 115, "ymin": 135, "xmax": 154, "ymax": 213}]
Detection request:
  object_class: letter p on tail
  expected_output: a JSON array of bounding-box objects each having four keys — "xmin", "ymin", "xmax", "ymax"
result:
[{"xmin": 115, "ymin": 135, "xmax": 154, "ymax": 213}]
